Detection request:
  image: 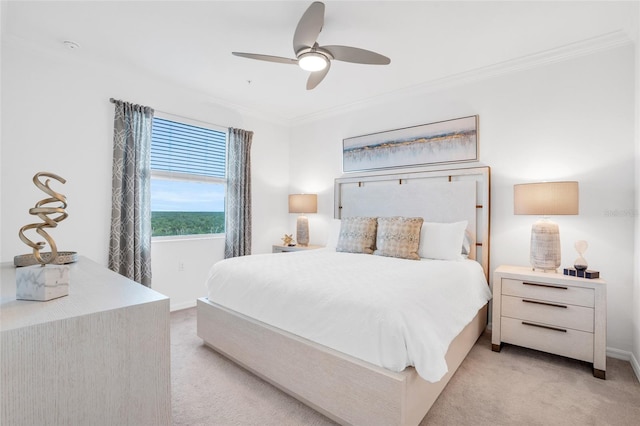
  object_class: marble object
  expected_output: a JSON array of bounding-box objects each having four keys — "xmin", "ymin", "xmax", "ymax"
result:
[{"xmin": 16, "ymin": 264, "xmax": 69, "ymax": 301}]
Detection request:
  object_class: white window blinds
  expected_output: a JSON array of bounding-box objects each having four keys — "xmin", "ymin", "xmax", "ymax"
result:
[{"xmin": 151, "ymin": 117, "xmax": 226, "ymax": 178}]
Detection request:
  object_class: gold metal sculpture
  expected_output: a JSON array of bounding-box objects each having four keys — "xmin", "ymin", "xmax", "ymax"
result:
[
  {"xmin": 281, "ymin": 234, "xmax": 294, "ymax": 246},
  {"xmin": 18, "ymin": 172, "xmax": 68, "ymax": 265}
]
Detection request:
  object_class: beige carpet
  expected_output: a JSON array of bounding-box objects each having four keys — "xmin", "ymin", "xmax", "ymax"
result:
[{"xmin": 171, "ymin": 308, "xmax": 640, "ymax": 425}]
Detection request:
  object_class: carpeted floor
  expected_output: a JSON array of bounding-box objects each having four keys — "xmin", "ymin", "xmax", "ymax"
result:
[{"xmin": 171, "ymin": 308, "xmax": 640, "ymax": 425}]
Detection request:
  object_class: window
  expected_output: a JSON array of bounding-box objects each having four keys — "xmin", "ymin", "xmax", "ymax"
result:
[{"xmin": 150, "ymin": 115, "xmax": 227, "ymax": 238}]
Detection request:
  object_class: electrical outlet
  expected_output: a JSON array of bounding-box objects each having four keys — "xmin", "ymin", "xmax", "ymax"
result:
[{"xmin": 178, "ymin": 261, "xmax": 185, "ymax": 272}]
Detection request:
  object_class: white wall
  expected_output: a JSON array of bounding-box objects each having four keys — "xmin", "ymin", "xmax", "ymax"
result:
[
  {"xmin": 633, "ymin": 2, "xmax": 640, "ymax": 377},
  {"xmin": 290, "ymin": 45, "xmax": 636, "ymax": 355},
  {"xmin": 0, "ymin": 2, "xmax": 4, "ymax": 265},
  {"xmin": 1, "ymin": 37, "xmax": 290, "ymax": 310}
]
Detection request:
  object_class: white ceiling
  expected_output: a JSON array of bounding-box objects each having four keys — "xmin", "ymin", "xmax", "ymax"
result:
[{"xmin": 3, "ymin": 1, "xmax": 638, "ymax": 123}]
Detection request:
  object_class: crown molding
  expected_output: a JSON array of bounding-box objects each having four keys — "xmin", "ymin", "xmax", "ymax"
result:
[
  {"xmin": 291, "ymin": 30, "xmax": 634, "ymax": 126},
  {"xmin": 5, "ymin": 29, "xmax": 632, "ymax": 129}
]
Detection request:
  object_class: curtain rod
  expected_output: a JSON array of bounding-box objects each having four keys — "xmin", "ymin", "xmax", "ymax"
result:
[
  {"xmin": 109, "ymin": 97, "xmax": 227, "ymax": 130},
  {"xmin": 109, "ymin": 97, "xmax": 149, "ymax": 108}
]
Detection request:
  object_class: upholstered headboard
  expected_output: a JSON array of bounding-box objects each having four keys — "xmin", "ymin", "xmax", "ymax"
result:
[{"xmin": 334, "ymin": 166, "xmax": 491, "ymax": 280}]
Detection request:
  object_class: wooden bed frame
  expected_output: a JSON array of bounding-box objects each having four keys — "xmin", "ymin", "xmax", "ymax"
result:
[{"xmin": 197, "ymin": 166, "xmax": 491, "ymax": 425}]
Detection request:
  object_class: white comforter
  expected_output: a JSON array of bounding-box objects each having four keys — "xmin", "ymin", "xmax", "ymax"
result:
[{"xmin": 206, "ymin": 249, "xmax": 491, "ymax": 382}]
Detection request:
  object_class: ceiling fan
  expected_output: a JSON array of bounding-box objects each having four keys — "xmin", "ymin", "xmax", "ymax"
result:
[{"xmin": 232, "ymin": 1, "xmax": 391, "ymax": 90}]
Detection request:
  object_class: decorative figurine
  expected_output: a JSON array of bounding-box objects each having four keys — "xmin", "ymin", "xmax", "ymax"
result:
[
  {"xmin": 18, "ymin": 172, "xmax": 69, "ymax": 265},
  {"xmin": 281, "ymin": 234, "xmax": 295, "ymax": 246},
  {"xmin": 15, "ymin": 172, "xmax": 73, "ymax": 301}
]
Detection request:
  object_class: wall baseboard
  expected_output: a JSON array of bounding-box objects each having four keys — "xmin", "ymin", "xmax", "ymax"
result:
[
  {"xmin": 629, "ymin": 352, "xmax": 640, "ymax": 383},
  {"xmin": 170, "ymin": 300, "xmax": 197, "ymax": 312},
  {"xmin": 607, "ymin": 347, "xmax": 640, "ymax": 383},
  {"xmin": 606, "ymin": 346, "xmax": 632, "ymax": 361}
]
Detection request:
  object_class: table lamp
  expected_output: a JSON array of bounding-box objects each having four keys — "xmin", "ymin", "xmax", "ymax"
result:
[
  {"xmin": 514, "ymin": 181, "xmax": 579, "ymax": 272},
  {"xmin": 288, "ymin": 194, "xmax": 317, "ymax": 246}
]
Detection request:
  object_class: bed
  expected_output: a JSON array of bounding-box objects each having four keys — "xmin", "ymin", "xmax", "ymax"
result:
[{"xmin": 197, "ymin": 166, "xmax": 491, "ymax": 425}]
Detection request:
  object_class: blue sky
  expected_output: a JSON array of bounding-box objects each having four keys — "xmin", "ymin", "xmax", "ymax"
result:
[{"xmin": 151, "ymin": 179, "xmax": 225, "ymax": 212}]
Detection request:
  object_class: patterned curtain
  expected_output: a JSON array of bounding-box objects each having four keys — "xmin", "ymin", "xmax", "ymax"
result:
[
  {"xmin": 224, "ymin": 128, "xmax": 253, "ymax": 258},
  {"xmin": 108, "ymin": 99, "xmax": 154, "ymax": 286}
]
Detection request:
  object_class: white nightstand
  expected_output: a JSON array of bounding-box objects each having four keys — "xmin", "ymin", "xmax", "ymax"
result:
[
  {"xmin": 272, "ymin": 244, "xmax": 324, "ymax": 253},
  {"xmin": 492, "ymin": 265, "xmax": 606, "ymax": 379}
]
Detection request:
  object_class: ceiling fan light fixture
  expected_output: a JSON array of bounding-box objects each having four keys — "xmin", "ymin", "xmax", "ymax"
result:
[
  {"xmin": 298, "ymin": 52, "xmax": 328, "ymax": 72},
  {"xmin": 231, "ymin": 1, "xmax": 390, "ymax": 89}
]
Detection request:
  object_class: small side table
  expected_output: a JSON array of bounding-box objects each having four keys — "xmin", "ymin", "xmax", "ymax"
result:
[
  {"xmin": 272, "ymin": 244, "xmax": 324, "ymax": 253},
  {"xmin": 492, "ymin": 265, "xmax": 606, "ymax": 379}
]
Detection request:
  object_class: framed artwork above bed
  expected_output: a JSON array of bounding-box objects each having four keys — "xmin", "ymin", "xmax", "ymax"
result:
[{"xmin": 342, "ymin": 115, "xmax": 478, "ymax": 172}]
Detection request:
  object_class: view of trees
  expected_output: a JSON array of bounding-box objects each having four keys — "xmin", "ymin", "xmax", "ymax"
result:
[{"xmin": 151, "ymin": 211, "xmax": 224, "ymax": 237}]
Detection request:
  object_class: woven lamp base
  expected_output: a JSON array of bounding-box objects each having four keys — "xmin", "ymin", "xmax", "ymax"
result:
[
  {"xmin": 296, "ymin": 215, "xmax": 309, "ymax": 246},
  {"xmin": 530, "ymin": 219, "xmax": 561, "ymax": 272}
]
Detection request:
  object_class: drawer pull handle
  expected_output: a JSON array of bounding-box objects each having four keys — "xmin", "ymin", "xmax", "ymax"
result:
[
  {"xmin": 522, "ymin": 321, "xmax": 567, "ymax": 333},
  {"xmin": 522, "ymin": 281, "xmax": 568, "ymax": 290},
  {"xmin": 522, "ymin": 299, "xmax": 567, "ymax": 309}
]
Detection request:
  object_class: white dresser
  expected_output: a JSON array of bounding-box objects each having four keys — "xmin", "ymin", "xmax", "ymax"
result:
[
  {"xmin": 492, "ymin": 265, "xmax": 606, "ymax": 379},
  {"xmin": 1, "ymin": 256, "xmax": 171, "ymax": 425}
]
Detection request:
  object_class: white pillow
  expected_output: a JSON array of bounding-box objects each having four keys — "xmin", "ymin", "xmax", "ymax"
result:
[
  {"xmin": 325, "ymin": 218, "xmax": 342, "ymax": 250},
  {"xmin": 418, "ymin": 221, "xmax": 468, "ymax": 260}
]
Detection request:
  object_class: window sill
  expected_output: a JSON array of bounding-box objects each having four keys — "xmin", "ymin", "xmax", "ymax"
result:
[{"xmin": 152, "ymin": 234, "xmax": 224, "ymax": 243}]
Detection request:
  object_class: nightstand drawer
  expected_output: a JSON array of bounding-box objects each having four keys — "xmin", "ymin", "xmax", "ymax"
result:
[
  {"xmin": 502, "ymin": 278, "xmax": 594, "ymax": 307},
  {"xmin": 501, "ymin": 317, "xmax": 594, "ymax": 362},
  {"xmin": 501, "ymin": 295, "xmax": 594, "ymax": 332}
]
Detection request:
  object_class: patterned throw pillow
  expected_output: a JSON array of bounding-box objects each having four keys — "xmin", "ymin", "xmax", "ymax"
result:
[
  {"xmin": 374, "ymin": 216, "xmax": 424, "ymax": 260},
  {"xmin": 335, "ymin": 217, "xmax": 378, "ymax": 254}
]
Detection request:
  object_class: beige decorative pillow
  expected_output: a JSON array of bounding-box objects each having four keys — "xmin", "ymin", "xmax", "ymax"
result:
[
  {"xmin": 374, "ymin": 216, "xmax": 424, "ymax": 260},
  {"xmin": 335, "ymin": 217, "xmax": 377, "ymax": 254}
]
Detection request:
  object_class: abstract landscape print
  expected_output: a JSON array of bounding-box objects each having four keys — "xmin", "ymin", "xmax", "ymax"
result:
[{"xmin": 343, "ymin": 115, "xmax": 478, "ymax": 172}]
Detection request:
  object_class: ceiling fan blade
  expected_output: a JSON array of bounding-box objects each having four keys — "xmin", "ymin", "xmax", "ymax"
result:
[
  {"xmin": 322, "ymin": 45, "xmax": 390, "ymax": 65},
  {"xmin": 306, "ymin": 62, "xmax": 330, "ymax": 90},
  {"xmin": 232, "ymin": 52, "xmax": 298, "ymax": 65},
  {"xmin": 293, "ymin": 1, "xmax": 325, "ymax": 54}
]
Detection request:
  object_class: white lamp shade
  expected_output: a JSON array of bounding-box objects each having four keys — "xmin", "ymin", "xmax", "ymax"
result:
[
  {"xmin": 288, "ymin": 194, "xmax": 317, "ymax": 214},
  {"xmin": 514, "ymin": 181, "xmax": 579, "ymax": 216}
]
